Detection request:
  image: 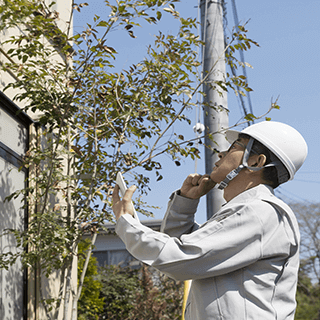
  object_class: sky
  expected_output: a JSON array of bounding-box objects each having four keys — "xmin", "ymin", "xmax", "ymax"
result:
[{"xmin": 74, "ymin": 0, "xmax": 320, "ymax": 225}]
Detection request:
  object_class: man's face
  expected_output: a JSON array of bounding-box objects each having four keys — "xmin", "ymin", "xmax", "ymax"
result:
[{"xmin": 210, "ymin": 138, "xmax": 249, "ymax": 184}]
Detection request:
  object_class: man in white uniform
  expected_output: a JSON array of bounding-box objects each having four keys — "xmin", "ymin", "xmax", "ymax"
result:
[{"xmin": 112, "ymin": 121, "xmax": 307, "ymax": 320}]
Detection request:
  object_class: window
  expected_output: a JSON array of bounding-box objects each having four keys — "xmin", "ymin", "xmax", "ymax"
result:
[{"xmin": 93, "ymin": 249, "xmax": 136, "ymax": 268}]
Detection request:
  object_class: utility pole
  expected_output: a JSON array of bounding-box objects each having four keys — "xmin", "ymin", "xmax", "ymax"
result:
[{"xmin": 200, "ymin": 0, "xmax": 229, "ymax": 219}]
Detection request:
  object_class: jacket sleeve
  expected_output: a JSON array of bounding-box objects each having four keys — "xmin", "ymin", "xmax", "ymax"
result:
[
  {"xmin": 160, "ymin": 191, "xmax": 200, "ymax": 237},
  {"xmin": 115, "ymin": 202, "xmax": 278, "ymax": 281}
]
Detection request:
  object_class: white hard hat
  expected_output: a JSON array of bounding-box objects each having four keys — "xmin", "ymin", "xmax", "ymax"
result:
[{"xmin": 225, "ymin": 121, "xmax": 308, "ymax": 181}]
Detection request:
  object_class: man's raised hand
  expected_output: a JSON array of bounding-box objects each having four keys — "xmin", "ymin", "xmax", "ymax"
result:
[
  {"xmin": 180, "ymin": 173, "xmax": 216, "ymax": 199},
  {"xmin": 112, "ymin": 184, "xmax": 136, "ymax": 221}
]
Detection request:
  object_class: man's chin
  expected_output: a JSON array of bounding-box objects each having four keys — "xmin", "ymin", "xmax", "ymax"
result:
[{"xmin": 210, "ymin": 171, "xmax": 226, "ymax": 185}]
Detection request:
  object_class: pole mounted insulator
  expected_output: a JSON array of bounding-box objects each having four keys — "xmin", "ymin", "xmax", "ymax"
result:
[{"xmin": 193, "ymin": 123, "xmax": 205, "ymax": 134}]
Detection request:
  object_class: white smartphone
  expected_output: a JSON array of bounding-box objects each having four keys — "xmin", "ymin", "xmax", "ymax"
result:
[{"xmin": 116, "ymin": 172, "xmax": 139, "ymax": 221}]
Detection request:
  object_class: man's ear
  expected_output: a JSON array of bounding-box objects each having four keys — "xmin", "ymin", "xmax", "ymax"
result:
[
  {"xmin": 256, "ymin": 154, "xmax": 267, "ymax": 168},
  {"xmin": 249, "ymin": 154, "xmax": 267, "ymax": 168}
]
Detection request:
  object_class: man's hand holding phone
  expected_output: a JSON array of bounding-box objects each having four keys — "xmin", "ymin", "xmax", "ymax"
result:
[{"xmin": 112, "ymin": 172, "xmax": 139, "ymax": 221}]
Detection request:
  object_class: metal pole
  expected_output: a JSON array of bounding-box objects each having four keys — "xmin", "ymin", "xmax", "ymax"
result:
[{"xmin": 200, "ymin": 0, "xmax": 229, "ymax": 219}]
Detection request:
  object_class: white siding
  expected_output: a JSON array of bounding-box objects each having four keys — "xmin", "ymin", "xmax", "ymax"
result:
[{"xmin": 0, "ymin": 155, "xmax": 26, "ymax": 319}]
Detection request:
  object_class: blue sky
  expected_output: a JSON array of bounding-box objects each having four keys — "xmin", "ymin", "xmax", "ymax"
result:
[{"xmin": 75, "ymin": 0, "xmax": 320, "ymax": 224}]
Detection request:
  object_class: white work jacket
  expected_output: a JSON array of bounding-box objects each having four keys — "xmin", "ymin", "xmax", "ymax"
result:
[{"xmin": 115, "ymin": 184, "xmax": 300, "ymax": 320}]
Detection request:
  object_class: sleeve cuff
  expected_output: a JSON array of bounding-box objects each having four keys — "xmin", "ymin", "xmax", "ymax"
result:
[{"xmin": 169, "ymin": 190, "xmax": 199, "ymax": 214}]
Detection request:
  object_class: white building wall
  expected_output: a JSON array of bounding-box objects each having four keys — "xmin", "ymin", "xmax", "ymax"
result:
[
  {"xmin": 0, "ymin": 0, "xmax": 73, "ymax": 104},
  {"xmin": 0, "ymin": 99, "xmax": 30, "ymax": 320},
  {"xmin": 0, "ymin": 159, "xmax": 25, "ymax": 320}
]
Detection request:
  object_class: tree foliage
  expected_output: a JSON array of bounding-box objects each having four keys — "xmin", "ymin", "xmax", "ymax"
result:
[
  {"xmin": 97, "ymin": 264, "xmax": 183, "ymax": 320},
  {"xmin": 295, "ymin": 260, "xmax": 320, "ymax": 320},
  {"xmin": 97, "ymin": 264, "xmax": 141, "ymax": 319},
  {"xmin": 293, "ymin": 203, "xmax": 320, "ymax": 284},
  {"xmin": 0, "ymin": 0, "xmax": 265, "ymax": 317},
  {"xmin": 292, "ymin": 202, "xmax": 320, "ymax": 319},
  {"xmin": 77, "ymin": 239, "xmax": 104, "ymax": 320}
]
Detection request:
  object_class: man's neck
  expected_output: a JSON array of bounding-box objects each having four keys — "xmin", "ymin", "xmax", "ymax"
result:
[{"xmin": 223, "ymin": 173, "xmax": 264, "ymax": 202}]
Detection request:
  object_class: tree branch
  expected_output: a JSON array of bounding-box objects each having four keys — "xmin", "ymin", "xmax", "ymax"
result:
[{"xmin": 147, "ymin": 35, "xmax": 237, "ymax": 160}]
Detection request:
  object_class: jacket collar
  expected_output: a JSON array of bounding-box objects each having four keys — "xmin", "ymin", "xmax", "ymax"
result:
[{"xmin": 226, "ymin": 184, "xmax": 275, "ymax": 206}]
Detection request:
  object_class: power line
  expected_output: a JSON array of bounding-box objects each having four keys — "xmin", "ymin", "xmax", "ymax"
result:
[
  {"xmin": 230, "ymin": 0, "xmax": 253, "ymax": 116},
  {"xmin": 293, "ymin": 179, "xmax": 320, "ymax": 184},
  {"xmin": 296, "ymin": 171, "xmax": 320, "ymax": 174},
  {"xmin": 223, "ymin": 0, "xmax": 254, "ymax": 123},
  {"xmin": 276, "ymin": 186, "xmax": 317, "ymax": 205}
]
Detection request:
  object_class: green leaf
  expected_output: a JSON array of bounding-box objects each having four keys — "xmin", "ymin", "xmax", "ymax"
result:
[
  {"xmin": 97, "ymin": 20, "xmax": 108, "ymax": 27},
  {"xmin": 244, "ymin": 113, "xmax": 257, "ymax": 121}
]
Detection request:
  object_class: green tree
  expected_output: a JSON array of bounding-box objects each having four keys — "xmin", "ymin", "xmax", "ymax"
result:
[
  {"xmin": 293, "ymin": 203, "xmax": 320, "ymax": 319},
  {"xmin": 0, "ymin": 0, "xmax": 271, "ymax": 317},
  {"xmin": 293, "ymin": 203, "xmax": 320, "ymax": 284},
  {"xmin": 295, "ymin": 260, "xmax": 320, "ymax": 320},
  {"xmin": 98, "ymin": 264, "xmax": 141, "ymax": 319},
  {"xmin": 128, "ymin": 265, "xmax": 183, "ymax": 320},
  {"xmin": 98, "ymin": 264, "xmax": 183, "ymax": 320},
  {"xmin": 77, "ymin": 239, "xmax": 104, "ymax": 320}
]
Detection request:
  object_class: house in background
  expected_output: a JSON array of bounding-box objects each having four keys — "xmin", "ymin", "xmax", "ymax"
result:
[{"xmin": 84, "ymin": 220, "xmax": 162, "ymax": 268}]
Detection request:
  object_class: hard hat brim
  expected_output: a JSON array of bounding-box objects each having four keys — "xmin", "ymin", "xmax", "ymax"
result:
[{"xmin": 225, "ymin": 130, "xmax": 240, "ymax": 144}]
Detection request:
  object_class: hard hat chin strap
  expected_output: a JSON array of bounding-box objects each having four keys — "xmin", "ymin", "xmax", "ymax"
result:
[
  {"xmin": 215, "ymin": 138, "xmax": 255, "ymax": 190},
  {"xmin": 215, "ymin": 164, "xmax": 245, "ymax": 190},
  {"xmin": 215, "ymin": 138, "xmax": 279, "ymax": 190}
]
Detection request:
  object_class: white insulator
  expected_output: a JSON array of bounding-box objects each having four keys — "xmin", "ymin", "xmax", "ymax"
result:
[{"xmin": 193, "ymin": 123, "xmax": 205, "ymax": 134}]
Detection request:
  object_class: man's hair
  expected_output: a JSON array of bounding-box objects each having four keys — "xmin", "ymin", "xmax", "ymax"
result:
[{"xmin": 239, "ymin": 133, "xmax": 289, "ymax": 188}]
